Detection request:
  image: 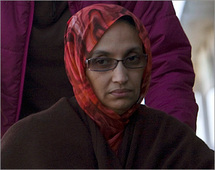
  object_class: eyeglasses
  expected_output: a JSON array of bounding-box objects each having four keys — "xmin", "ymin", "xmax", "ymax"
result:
[{"xmin": 86, "ymin": 54, "xmax": 147, "ymax": 72}]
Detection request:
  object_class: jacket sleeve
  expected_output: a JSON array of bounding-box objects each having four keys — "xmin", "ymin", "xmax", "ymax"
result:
[
  {"xmin": 1, "ymin": 1, "xmax": 35, "ymax": 136},
  {"xmin": 120, "ymin": 1, "xmax": 198, "ymax": 131}
]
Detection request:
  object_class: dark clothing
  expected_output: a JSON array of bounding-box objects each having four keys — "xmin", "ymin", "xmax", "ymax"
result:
[
  {"xmin": 20, "ymin": 2, "xmax": 73, "ymax": 118},
  {"xmin": 1, "ymin": 97, "xmax": 213, "ymax": 169}
]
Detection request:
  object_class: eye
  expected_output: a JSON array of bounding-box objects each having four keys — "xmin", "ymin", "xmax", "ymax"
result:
[
  {"xmin": 126, "ymin": 55, "xmax": 140, "ymax": 63},
  {"xmin": 94, "ymin": 58, "xmax": 110, "ymax": 65},
  {"xmin": 90, "ymin": 57, "xmax": 114, "ymax": 70}
]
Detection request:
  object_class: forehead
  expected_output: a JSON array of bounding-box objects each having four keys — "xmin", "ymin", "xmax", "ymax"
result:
[{"xmin": 91, "ymin": 21, "xmax": 142, "ymax": 55}]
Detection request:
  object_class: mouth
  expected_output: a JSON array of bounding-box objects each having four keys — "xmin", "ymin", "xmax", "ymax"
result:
[{"xmin": 109, "ymin": 89, "xmax": 132, "ymax": 98}]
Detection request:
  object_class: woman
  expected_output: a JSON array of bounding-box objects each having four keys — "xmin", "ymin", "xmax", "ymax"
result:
[{"xmin": 1, "ymin": 4, "xmax": 213, "ymax": 169}]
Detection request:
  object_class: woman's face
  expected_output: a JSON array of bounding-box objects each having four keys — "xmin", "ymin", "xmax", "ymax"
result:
[{"xmin": 86, "ymin": 21, "xmax": 145, "ymax": 115}]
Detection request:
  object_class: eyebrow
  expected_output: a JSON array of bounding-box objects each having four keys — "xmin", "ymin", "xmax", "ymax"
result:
[
  {"xmin": 124, "ymin": 47, "xmax": 143, "ymax": 56},
  {"xmin": 90, "ymin": 51, "xmax": 110, "ymax": 57},
  {"xmin": 89, "ymin": 46, "xmax": 143, "ymax": 58}
]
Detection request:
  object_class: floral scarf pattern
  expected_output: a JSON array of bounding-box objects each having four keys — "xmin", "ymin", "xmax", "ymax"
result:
[{"xmin": 64, "ymin": 4, "xmax": 152, "ymax": 153}]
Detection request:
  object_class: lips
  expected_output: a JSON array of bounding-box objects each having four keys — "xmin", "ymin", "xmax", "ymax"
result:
[{"xmin": 109, "ymin": 89, "xmax": 132, "ymax": 97}]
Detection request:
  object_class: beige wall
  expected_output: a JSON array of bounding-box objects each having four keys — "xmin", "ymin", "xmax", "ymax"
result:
[{"xmin": 179, "ymin": 1, "xmax": 214, "ymax": 149}]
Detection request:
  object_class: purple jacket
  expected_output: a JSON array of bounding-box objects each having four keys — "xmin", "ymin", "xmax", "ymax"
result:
[{"xmin": 1, "ymin": 1, "xmax": 198, "ymax": 136}]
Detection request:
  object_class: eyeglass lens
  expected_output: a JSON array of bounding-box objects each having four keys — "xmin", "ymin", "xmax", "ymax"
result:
[{"xmin": 86, "ymin": 54, "xmax": 147, "ymax": 72}]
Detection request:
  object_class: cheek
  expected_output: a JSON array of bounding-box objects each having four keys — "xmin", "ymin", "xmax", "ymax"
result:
[
  {"xmin": 132, "ymin": 71, "xmax": 144, "ymax": 97},
  {"xmin": 86, "ymin": 71, "xmax": 109, "ymax": 96},
  {"xmin": 133, "ymin": 70, "xmax": 144, "ymax": 86}
]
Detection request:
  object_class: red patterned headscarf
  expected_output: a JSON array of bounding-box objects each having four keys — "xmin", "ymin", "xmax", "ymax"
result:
[{"xmin": 64, "ymin": 4, "xmax": 152, "ymax": 153}]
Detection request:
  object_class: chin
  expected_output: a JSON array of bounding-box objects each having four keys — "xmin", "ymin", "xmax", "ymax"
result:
[
  {"xmin": 103, "ymin": 98, "xmax": 137, "ymax": 115},
  {"xmin": 111, "ymin": 104, "xmax": 134, "ymax": 115}
]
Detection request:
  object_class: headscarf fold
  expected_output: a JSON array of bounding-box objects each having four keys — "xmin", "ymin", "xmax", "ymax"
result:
[{"xmin": 64, "ymin": 4, "xmax": 152, "ymax": 153}]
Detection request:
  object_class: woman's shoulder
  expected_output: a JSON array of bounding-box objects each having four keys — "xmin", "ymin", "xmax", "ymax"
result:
[
  {"xmin": 137, "ymin": 105, "xmax": 174, "ymax": 123},
  {"xmin": 127, "ymin": 105, "xmax": 214, "ymax": 169},
  {"xmin": 1, "ymin": 97, "xmax": 82, "ymax": 140},
  {"xmin": 1, "ymin": 97, "xmax": 96, "ymax": 169},
  {"xmin": 136, "ymin": 104, "xmax": 195, "ymax": 133}
]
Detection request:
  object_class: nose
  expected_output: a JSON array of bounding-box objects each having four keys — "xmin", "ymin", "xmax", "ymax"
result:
[{"xmin": 112, "ymin": 61, "xmax": 128, "ymax": 84}]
